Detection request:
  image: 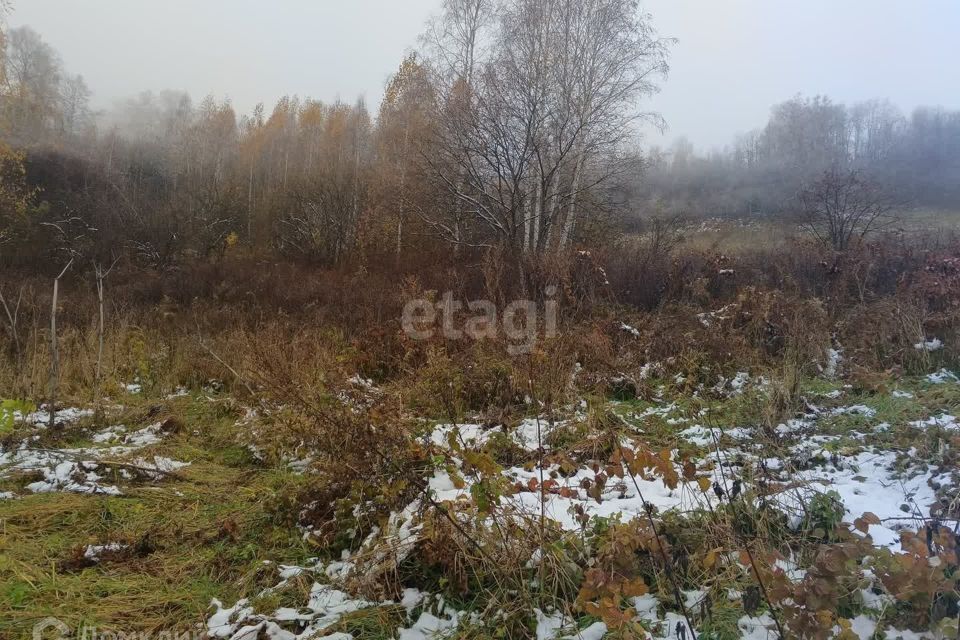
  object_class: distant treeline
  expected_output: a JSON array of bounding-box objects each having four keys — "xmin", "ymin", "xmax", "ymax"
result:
[
  {"xmin": 637, "ymin": 95, "xmax": 960, "ymax": 217},
  {"xmin": 3, "ymin": 12, "xmax": 960, "ymax": 275},
  {"xmin": 1, "ymin": 0, "xmax": 673, "ymax": 270}
]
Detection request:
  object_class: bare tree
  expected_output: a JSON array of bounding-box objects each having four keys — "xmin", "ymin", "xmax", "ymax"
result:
[
  {"xmin": 0, "ymin": 284, "xmax": 23, "ymax": 368},
  {"xmin": 59, "ymin": 73, "xmax": 92, "ymax": 138},
  {"xmin": 2, "ymin": 26, "xmax": 64, "ymax": 142},
  {"xmin": 422, "ymin": 0, "xmax": 670, "ymax": 254},
  {"xmin": 419, "ymin": 0, "xmax": 495, "ymax": 89},
  {"xmin": 48, "ymin": 258, "xmax": 73, "ymax": 428},
  {"xmin": 92, "ymin": 257, "xmax": 118, "ymax": 421},
  {"xmin": 798, "ymin": 169, "xmax": 897, "ymax": 251}
]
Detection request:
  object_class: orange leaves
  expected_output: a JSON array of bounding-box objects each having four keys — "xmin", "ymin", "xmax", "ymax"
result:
[
  {"xmin": 622, "ymin": 577, "xmax": 649, "ymax": 598},
  {"xmin": 512, "ymin": 476, "xmax": 579, "ymax": 500},
  {"xmin": 577, "ymin": 518, "xmax": 665, "ymax": 635},
  {"xmin": 853, "ymin": 511, "xmax": 880, "ymax": 533},
  {"xmin": 875, "ymin": 525, "xmax": 958, "ymax": 605},
  {"xmin": 446, "ymin": 466, "xmax": 466, "ymax": 490},
  {"xmin": 524, "ymin": 476, "xmax": 561, "ymax": 494},
  {"xmin": 610, "ymin": 443, "xmax": 680, "ymax": 490},
  {"xmin": 580, "ymin": 474, "xmax": 606, "ymax": 504},
  {"xmin": 578, "ymin": 568, "xmax": 648, "ymax": 632}
]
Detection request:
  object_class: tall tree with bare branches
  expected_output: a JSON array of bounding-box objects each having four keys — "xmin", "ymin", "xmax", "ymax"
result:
[
  {"xmin": 421, "ymin": 0, "xmax": 670, "ymax": 255},
  {"xmin": 798, "ymin": 169, "xmax": 897, "ymax": 251}
]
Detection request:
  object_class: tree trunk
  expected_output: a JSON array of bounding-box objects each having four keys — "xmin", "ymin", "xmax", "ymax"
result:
[
  {"xmin": 559, "ymin": 150, "xmax": 586, "ymax": 248},
  {"xmin": 94, "ymin": 266, "xmax": 107, "ymax": 422},
  {"xmin": 48, "ymin": 259, "xmax": 73, "ymax": 428},
  {"xmin": 247, "ymin": 161, "xmax": 254, "ymax": 240}
]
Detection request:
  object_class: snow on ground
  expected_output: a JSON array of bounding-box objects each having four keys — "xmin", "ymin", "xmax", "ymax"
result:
[
  {"xmin": 421, "ymin": 392, "xmax": 950, "ymax": 548},
  {"xmin": 22, "ymin": 455, "xmax": 123, "ymax": 495},
  {"xmin": 824, "ymin": 347, "xmax": 843, "ymax": 378},
  {"xmin": 84, "ymin": 543, "xmax": 127, "ymax": 562},
  {"xmin": 0, "ymin": 411, "xmax": 182, "ymax": 497},
  {"xmin": 513, "ymin": 417, "xmax": 569, "ymax": 450},
  {"xmin": 430, "ymin": 457, "xmax": 724, "ymax": 532},
  {"xmin": 207, "ymin": 562, "xmax": 704, "ymax": 640},
  {"xmin": 914, "ymin": 338, "xmax": 943, "ymax": 352},
  {"xmin": 18, "ymin": 406, "xmax": 94, "ymax": 426},
  {"xmin": 785, "ymin": 448, "xmax": 939, "ymax": 548},
  {"xmin": 679, "ymin": 425, "xmax": 753, "ymax": 446},
  {"xmin": 620, "ymin": 322, "xmax": 640, "ymax": 337},
  {"xmin": 926, "ymin": 368, "xmax": 958, "ymax": 384},
  {"xmin": 830, "ymin": 404, "xmax": 877, "ymax": 418},
  {"xmin": 204, "ymin": 384, "xmax": 958, "ymax": 640},
  {"xmin": 428, "ymin": 418, "xmax": 570, "ymax": 453},
  {"xmin": 207, "ymin": 560, "xmax": 468, "ymax": 640},
  {"xmin": 130, "ymin": 455, "xmax": 191, "ymax": 475},
  {"xmin": 909, "ymin": 413, "xmax": 959, "ymax": 432}
]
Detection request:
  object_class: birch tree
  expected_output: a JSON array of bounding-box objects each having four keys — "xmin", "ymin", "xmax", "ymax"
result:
[
  {"xmin": 422, "ymin": 0, "xmax": 669, "ymax": 254},
  {"xmin": 378, "ymin": 54, "xmax": 436, "ymax": 257}
]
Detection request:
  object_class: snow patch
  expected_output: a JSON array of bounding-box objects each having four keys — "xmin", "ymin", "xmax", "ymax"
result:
[
  {"xmin": 914, "ymin": 338, "xmax": 943, "ymax": 352},
  {"xmin": 926, "ymin": 369, "xmax": 958, "ymax": 384}
]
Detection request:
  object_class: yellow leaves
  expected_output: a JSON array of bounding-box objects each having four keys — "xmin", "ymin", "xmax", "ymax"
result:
[
  {"xmin": 697, "ymin": 476, "xmax": 712, "ymax": 492},
  {"xmin": 446, "ymin": 467, "xmax": 465, "ymax": 490},
  {"xmin": 577, "ymin": 568, "xmax": 648, "ymax": 633},
  {"xmin": 0, "ymin": 142, "xmax": 33, "ymax": 223},
  {"xmin": 462, "ymin": 449, "xmax": 499, "ymax": 476},
  {"xmin": 445, "ymin": 429, "xmax": 460, "ymax": 452},
  {"xmin": 815, "ymin": 610, "xmax": 835, "ymax": 629},
  {"xmin": 622, "ymin": 577, "xmax": 648, "ymax": 598},
  {"xmin": 703, "ymin": 548, "xmax": 722, "ymax": 569}
]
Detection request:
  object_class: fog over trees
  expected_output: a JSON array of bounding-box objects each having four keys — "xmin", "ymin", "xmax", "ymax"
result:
[
  {"xmin": 1, "ymin": 2, "xmax": 959, "ymax": 270},
  {"xmin": 641, "ymin": 96, "xmax": 960, "ymax": 217},
  {"xmin": 4, "ymin": 4, "xmax": 960, "ymax": 637}
]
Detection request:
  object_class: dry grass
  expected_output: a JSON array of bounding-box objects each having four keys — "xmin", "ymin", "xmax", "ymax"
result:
[
  {"xmin": 0, "ymin": 231, "xmax": 959, "ymax": 638},
  {"xmin": 0, "ymin": 394, "xmax": 314, "ymax": 638}
]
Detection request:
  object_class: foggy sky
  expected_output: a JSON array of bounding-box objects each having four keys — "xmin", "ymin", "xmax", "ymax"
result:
[{"xmin": 9, "ymin": 0, "xmax": 960, "ymax": 150}]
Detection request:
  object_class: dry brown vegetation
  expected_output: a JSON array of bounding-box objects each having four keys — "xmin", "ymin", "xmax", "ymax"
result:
[{"xmin": 3, "ymin": 3, "xmax": 960, "ymax": 639}]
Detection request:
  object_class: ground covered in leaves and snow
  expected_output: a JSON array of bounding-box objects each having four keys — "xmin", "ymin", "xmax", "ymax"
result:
[{"xmin": 2, "ymin": 368, "xmax": 959, "ymax": 639}]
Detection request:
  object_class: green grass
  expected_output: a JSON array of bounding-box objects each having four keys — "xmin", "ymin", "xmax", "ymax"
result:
[
  {"xmin": 0, "ymin": 394, "xmax": 314, "ymax": 639},
  {"xmin": 329, "ymin": 605, "xmax": 408, "ymax": 640},
  {"xmin": 672, "ymin": 209, "xmax": 960, "ymax": 256},
  {"xmin": 3, "ymin": 369, "xmax": 959, "ymax": 639}
]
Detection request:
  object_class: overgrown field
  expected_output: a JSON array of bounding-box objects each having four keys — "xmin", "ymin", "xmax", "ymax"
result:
[
  {"xmin": 2, "ymin": 233, "xmax": 960, "ymax": 640},
  {"xmin": 2, "ymin": 364, "xmax": 959, "ymax": 639}
]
